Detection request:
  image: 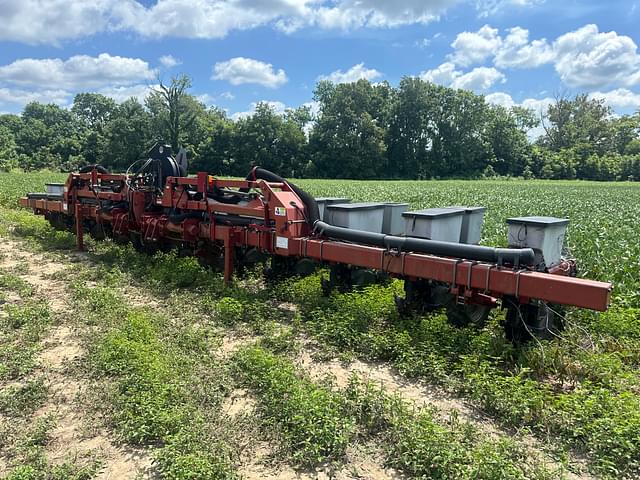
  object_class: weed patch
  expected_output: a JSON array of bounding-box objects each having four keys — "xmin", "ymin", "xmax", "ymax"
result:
[
  {"xmin": 71, "ymin": 283, "xmax": 238, "ymax": 478},
  {"xmin": 0, "ymin": 299, "xmax": 51, "ymax": 381}
]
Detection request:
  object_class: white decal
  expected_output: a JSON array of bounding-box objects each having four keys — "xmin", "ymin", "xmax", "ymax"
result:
[{"xmin": 276, "ymin": 236, "xmax": 289, "ymax": 249}]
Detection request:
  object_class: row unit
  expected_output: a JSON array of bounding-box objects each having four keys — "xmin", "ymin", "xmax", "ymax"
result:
[{"xmin": 316, "ymin": 197, "xmax": 569, "ymax": 268}]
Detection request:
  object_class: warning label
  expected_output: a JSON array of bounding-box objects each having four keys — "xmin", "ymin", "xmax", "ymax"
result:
[{"xmin": 274, "ymin": 207, "xmax": 286, "ymax": 216}]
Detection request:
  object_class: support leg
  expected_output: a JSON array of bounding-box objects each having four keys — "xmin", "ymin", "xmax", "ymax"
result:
[
  {"xmin": 223, "ymin": 233, "xmax": 234, "ymax": 284},
  {"xmin": 74, "ymin": 203, "xmax": 84, "ymax": 251}
]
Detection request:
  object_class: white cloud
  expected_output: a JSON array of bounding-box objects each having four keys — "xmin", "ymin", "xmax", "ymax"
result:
[
  {"xmin": 212, "ymin": 57, "xmax": 287, "ymax": 88},
  {"xmin": 553, "ymin": 24, "xmax": 640, "ymax": 88},
  {"xmin": 475, "ymin": 0, "xmax": 541, "ymax": 18},
  {"xmin": 449, "ymin": 24, "xmax": 553, "ymax": 70},
  {"xmin": 0, "ymin": 0, "xmax": 464, "ymax": 44},
  {"xmin": 0, "ymin": 54, "xmax": 156, "ymax": 90},
  {"xmin": 494, "ymin": 27, "xmax": 554, "ymax": 69},
  {"xmin": 98, "ymin": 84, "xmax": 157, "ymax": 103},
  {"xmin": 451, "ymin": 66, "xmax": 505, "ymax": 91},
  {"xmin": 484, "ymin": 91, "xmax": 553, "ymax": 140},
  {"xmin": 484, "ymin": 91, "xmax": 515, "ymax": 108},
  {"xmin": 420, "ymin": 62, "xmax": 461, "ymax": 85},
  {"xmin": 445, "ymin": 23, "xmax": 640, "ymax": 89},
  {"xmin": 487, "ymin": 89, "xmax": 640, "ymax": 117},
  {"xmin": 421, "ymin": 63, "xmax": 504, "ymax": 92},
  {"xmin": 196, "ymin": 91, "xmax": 235, "ymax": 105},
  {"xmin": 318, "ymin": 63, "xmax": 382, "ymax": 84},
  {"xmin": 520, "ymin": 96, "xmax": 554, "ymax": 115},
  {"xmin": 484, "ymin": 92, "xmax": 554, "ymax": 115},
  {"xmin": 448, "ymin": 24, "xmax": 502, "ymax": 67},
  {"xmin": 0, "ymin": 0, "xmax": 114, "ymax": 45},
  {"xmin": 196, "ymin": 93, "xmax": 216, "ymax": 106},
  {"xmin": 520, "ymin": 96, "xmax": 555, "ymax": 140},
  {"xmin": 302, "ymin": 100, "xmax": 321, "ymax": 117},
  {"xmin": 589, "ymin": 88, "xmax": 640, "ymax": 109},
  {"xmin": 159, "ymin": 55, "xmax": 181, "ymax": 68},
  {"xmin": 0, "ymin": 87, "xmax": 70, "ymax": 107},
  {"xmin": 309, "ymin": 0, "xmax": 457, "ymax": 30},
  {"xmin": 116, "ymin": 0, "xmax": 289, "ymax": 40},
  {"xmin": 0, "ymin": 1, "xmax": 557, "ymax": 50}
]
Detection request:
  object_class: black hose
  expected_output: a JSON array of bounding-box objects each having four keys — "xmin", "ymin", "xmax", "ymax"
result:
[
  {"xmin": 209, "ymin": 214, "xmax": 266, "ymax": 227},
  {"xmin": 242, "ymin": 167, "xmax": 320, "ymax": 225},
  {"xmin": 168, "ymin": 212, "xmax": 205, "ymax": 223},
  {"xmin": 79, "ymin": 164, "xmax": 109, "ymax": 174},
  {"xmin": 100, "ymin": 201, "xmax": 128, "ymax": 212},
  {"xmin": 239, "ymin": 167, "xmax": 532, "ymax": 266},
  {"xmin": 168, "ymin": 211, "xmax": 265, "ymax": 227},
  {"xmin": 314, "ymin": 220, "xmax": 535, "ymax": 266}
]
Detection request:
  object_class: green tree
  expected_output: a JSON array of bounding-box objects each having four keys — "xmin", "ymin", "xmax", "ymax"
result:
[
  {"xmin": 146, "ymin": 75, "xmax": 203, "ymax": 152},
  {"xmin": 388, "ymin": 79, "xmax": 497, "ymax": 179},
  {"xmin": 0, "ymin": 124, "xmax": 19, "ymax": 170},
  {"xmin": 610, "ymin": 114, "xmax": 640, "ymax": 154},
  {"xmin": 71, "ymin": 93, "xmax": 117, "ymax": 131},
  {"xmin": 387, "ymin": 77, "xmax": 433, "ymax": 178},
  {"xmin": 15, "ymin": 102, "xmax": 84, "ymax": 169},
  {"xmin": 309, "ymin": 79, "xmax": 390, "ymax": 179},
  {"xmin": 100, "ymin": 98, "xmax": 153, "ymax": 171},
  {"xmin": 70, "ymin": 94, "xmax": 118, "ymax": 166},
  {"xmin": 540, "ymin": 94, "xmax": 612, "ymax": 156},
  {"xmin": 194, "ymin": 108, "xmax": 236, "ymax": 175},
  {"xmin": 427, "ymin": 85, "xmax": 490, "ymax": 178},
  {"xmin": 484, "ymin": 104, "xmax": 532, "ymax": 176},
  {"xmin": 232, "ymin": 102, "xmax": 308, "ymax": 177}
]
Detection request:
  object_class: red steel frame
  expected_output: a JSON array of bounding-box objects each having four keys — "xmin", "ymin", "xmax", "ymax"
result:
[{"xmin": 20, "ymin": 170, "xmax": 613, "ymax": 312}]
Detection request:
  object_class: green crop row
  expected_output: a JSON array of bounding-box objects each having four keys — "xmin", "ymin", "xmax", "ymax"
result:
[
  {"xmin": 234, "ymin": 345, "xmax": 559, "ymax": 479},
  {"xmin": 69, "ymin": 282, "xmax": 239, "ymax": 480}
]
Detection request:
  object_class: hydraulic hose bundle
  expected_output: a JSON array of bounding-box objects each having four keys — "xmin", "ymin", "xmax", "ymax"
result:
[
  {"xmin": 244, "ymin": 167, "xmax": 535, "ymax": 267},
  {"xmin": 313, "ymin": 220, "xmax": 535, "ymax": 266}
]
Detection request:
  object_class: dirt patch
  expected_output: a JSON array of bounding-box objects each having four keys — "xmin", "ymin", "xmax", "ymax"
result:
[
  {"xmin": 222, "ymin": 388, "xmax": 257, "ymax": 417},
  {"xmin": 0, "ymin": 238, "xmax": 156, "ymax": 478},
  {"xmin": 219, "ymin": 333, "xmax": 258, "ymax": 356},
  {"xmin": 238, "ymin": 442, "xmax": 307, "ymax": 480},
  {"xmin": 239, "ymin": 441, "xmax": 402, "ymax": 480},
  {"xmin": 298, "ymin": 350, "xmax": 481, "ymax": 419},
  {"xmin": 39, "ymin": 326, "xmax": 83, "ymax": 369},
  {"xmin": 338, "ymin": 443, "xmax": 403, "ymax": 480}
]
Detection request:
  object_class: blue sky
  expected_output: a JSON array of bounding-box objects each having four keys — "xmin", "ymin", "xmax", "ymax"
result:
[{"xmin": 1, "ymin": 0, "xmax": 639, "ymax": 119}]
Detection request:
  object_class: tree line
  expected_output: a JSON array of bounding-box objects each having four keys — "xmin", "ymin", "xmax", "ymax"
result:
[{"xmin": 1, "ymin": 75, "xmax": 639, "ymax": 181}]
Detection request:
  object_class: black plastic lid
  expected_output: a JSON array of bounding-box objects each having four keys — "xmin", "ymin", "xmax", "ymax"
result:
[
  {"xmin": 506, "ymin": 216, "xmax": 569, "ymax": 226},
  {"xmin": 316, "ymin": 197, "xmax": 351, "ymax": 203},
  {"xmin": 444, "ymin": 205, "xmax": 486, "ymax": 213},
  {"xmin": 327, "ymin": 202, "xmax": 386, "ymax": 211},
  {"xmin": 402, "ymin": 207, "xmax": 465, "ymax": 219}
]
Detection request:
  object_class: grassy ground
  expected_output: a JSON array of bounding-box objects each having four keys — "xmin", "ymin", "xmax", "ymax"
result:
[{"xmin": 0, "ymin": 171, "xmax": 639, "ymax": 479}]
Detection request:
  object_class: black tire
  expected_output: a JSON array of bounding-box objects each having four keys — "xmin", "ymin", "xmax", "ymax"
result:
[
  {"xmin": 130, "ymin": 233, "xmax": 145, "ymax": 253},
  {"xmin": 504, "ymin": 302, "xmax": 564, "ymax": 343},
  {"xmin": 446, "ymin": 303, "xmax": 491, "ymax": 328},
  {"xmin": 89, "ymin": 223, "xmax": 106, "ymax": 241}
]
